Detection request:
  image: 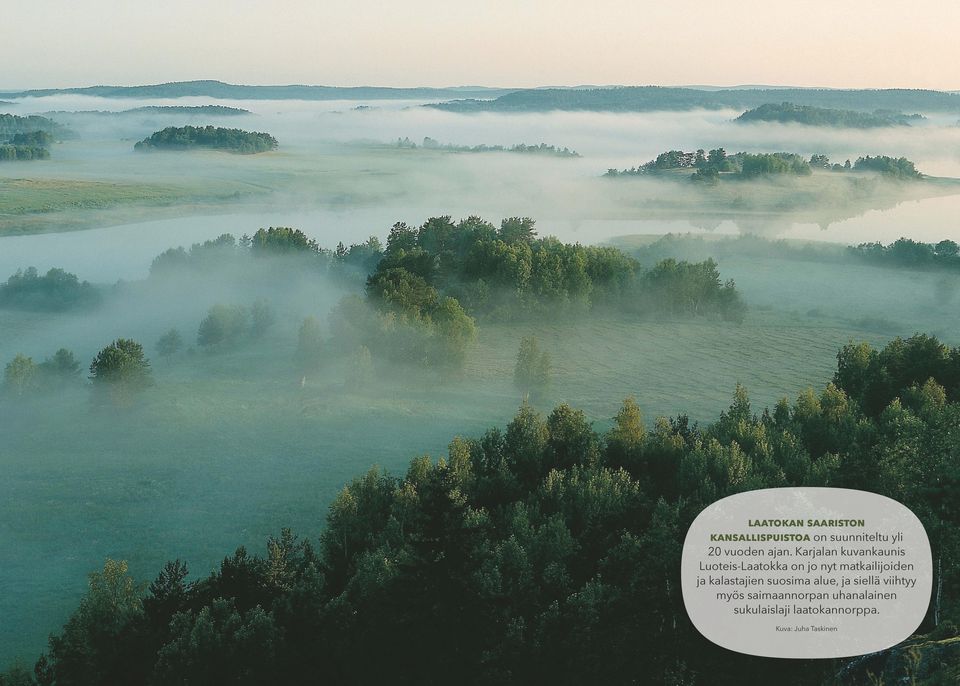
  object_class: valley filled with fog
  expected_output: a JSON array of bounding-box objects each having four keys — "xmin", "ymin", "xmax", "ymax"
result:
[{"xmin": 2, "ymin": 89, "xmax": 960, "ymax": 676}]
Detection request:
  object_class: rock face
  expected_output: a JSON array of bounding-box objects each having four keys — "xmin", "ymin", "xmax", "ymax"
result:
[{"xmin": 834, "ymin": 636, "xmax": 960, "ymax": 685}]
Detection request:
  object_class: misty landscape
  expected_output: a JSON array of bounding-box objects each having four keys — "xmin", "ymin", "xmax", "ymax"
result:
[{"xmin": 3, "ymin": 18, "xmax": 960, "ymax": 684}]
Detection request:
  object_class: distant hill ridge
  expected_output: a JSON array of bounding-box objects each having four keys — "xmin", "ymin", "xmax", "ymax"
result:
[
  {"xmin": 42, "ymin": 105, "xmax": 251, "ymax": 116},
  {"xmin": 0, "ymin": 80, "xmax": 516, "ymax": 101},
  {"xmin": 5, "ymin": 81, "xmax": 960, "ymax": 113},
  {"xmin": 429, "ymin": 86, "xmax": 960, "ymax": 113}
]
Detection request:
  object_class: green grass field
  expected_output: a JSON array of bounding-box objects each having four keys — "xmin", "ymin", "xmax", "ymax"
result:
[
  {"xmin": 0, "ymin": 176, "xmax": 271, "ymax": 235},
  {"xmin": 0, "ymin": 141, "xmax": 486, "ymax": 235},
  {"xmin": 0, "ymin": 178, "xmax": 201, "ymax": 214}
]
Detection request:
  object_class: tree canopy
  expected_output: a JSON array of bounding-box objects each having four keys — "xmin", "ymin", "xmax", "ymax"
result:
[
  {"xmin": 853, "ymin": 155, "xmax": 922, "ymax": 179},
  {"xmin": 605, "ymin": 147, "xmax": 811, "ymax": 181},
  {"xmin": 0, "ymin": 267, "xmax": 100, "ymax": 311},
  {"xmin": 364, "ymin": 215, "xmax": 744, "ymax": 321},
  {"xmin": 88, "ymin": 339, "xmax": 154, "ymax": 406},
  {"xmin": 736, "ymin": 102, "xmax": 923, "ymax": 128},
  {"xmin": 848, "ymin": 237, "xmax": 960, "ymax": 270},
  {"xmin": 134, "ymin": 126, "xmax": 278, "ymax": 154}
]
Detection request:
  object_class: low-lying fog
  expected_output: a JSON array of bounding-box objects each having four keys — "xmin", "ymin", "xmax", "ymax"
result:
[
  {"xmin": 4, "ymin": 195, "xmax": 960, "ymax": 285},
  {"xmin": 3, "ymin": 94, "xmax": 959, "ymax": 281},
  {"xmin": 11, "ymin": 93, "xmax": 958, "ymax": 172},
  {"xmin": 1, "ymin": 92, "xmax": 959, "ymax": 665}
]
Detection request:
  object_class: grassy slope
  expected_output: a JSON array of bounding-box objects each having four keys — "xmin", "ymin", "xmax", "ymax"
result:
[{"xmin": 0, "ymin": 143, "xmax": 469, "ymax": 236}]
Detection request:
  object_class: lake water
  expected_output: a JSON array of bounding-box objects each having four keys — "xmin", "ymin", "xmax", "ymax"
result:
[{"xmin": 2, "ymin": 193, "xmax": 959, "ymax": 283}]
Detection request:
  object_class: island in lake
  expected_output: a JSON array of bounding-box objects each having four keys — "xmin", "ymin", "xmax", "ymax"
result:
[
  {"xmin": 134, "ymin": 125, "xmax": 278, "ymax": 154},
  {"xmin": 605, "ymin": 148, "xmax": 922, "ymax": 181}
]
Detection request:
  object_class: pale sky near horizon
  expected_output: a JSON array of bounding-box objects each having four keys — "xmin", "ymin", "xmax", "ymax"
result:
[{"xmin": 4, "ymin": 0, "xmax": 959, "ymax": 90}]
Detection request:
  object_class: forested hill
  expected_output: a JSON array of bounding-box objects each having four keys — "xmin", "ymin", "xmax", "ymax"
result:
[
  {"xmin": 429, "ymin": 87, "xmax": 960, "ymax": 113},
  {"xmin": 0, "ymin": 113, "xmax": 64, "ymax": 137},
  {"xmin": 1, "ymin": 80, "xmax": 515, "ymax": 101},
  {"xmin": 735, "ymin": 102, "xmax": 924, "ymax": 127}
]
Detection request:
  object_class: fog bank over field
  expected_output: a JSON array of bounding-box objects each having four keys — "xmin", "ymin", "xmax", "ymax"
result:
[
  {"xmin": 2, "ymin": 91, "xmax": 960, "ymax": 670},
  {"xmin": 2, "ymin": 95, "xmax": 960, "ymax": 270},
  {"xmin": 7, "ymin": 94, "xmax": 960, "ymax": 169},
  {"xmin": 4, "ymin": 193, "xmax": 960, "ymax": 287}
]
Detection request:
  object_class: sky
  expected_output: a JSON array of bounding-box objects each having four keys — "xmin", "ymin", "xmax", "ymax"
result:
[{"xmin": 3, "ymin": 0, "xmax": 959, "ymax": 90}]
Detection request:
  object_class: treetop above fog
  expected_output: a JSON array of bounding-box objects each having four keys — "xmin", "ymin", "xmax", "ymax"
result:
[
  {"xmin": 134, "ymin": 125, "xmax": 278, "ymax": 154},
  {"xmin": 0, "ymin": 266, "xmax": 100, "ymax": 310},
  {"xmin": 605, "ymin": 148, "xmax": 924, "ymax": 181},
  {"xmin": 736, "ymin": 102, "xmax": 924, "ymax": 128}
]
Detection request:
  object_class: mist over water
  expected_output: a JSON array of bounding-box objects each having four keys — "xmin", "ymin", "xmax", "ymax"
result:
[
  {"xmin": 1, "ymin": 92, "xmax": 960, "ymax": 666},
  {"xmin": 4, "ymin": 96, "xmax": 959, "ymax": 263},
  {"xmin": 6, "ymin": 193, "xmax": 960, "ymax": 287}
]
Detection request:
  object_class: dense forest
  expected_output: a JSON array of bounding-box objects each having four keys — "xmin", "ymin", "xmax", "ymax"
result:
[
  {"xmin": 0, "ymin": 115, "xmax": 60, "ymax": 160},
  {"xmin": 143, "ymin": 218, "xmax": 744, "ymax": 381},
  {"xmin": 394, "ymin": 137, "xmax": 579, "ymax": 157},
  {"xmin": 7, "ymin": 131, "xmax": 54, "ymax": 147},
  {"xmin": 735, "ymin": 103, "xmax": 924, "ymax": 128},
  {"xmin": 1, "ymin": 348, "xmax": 83, "ymax": 397},
  {"xmin": 605, "ymin": 148, "xmax": 923, "ymax": 182},
  {"xmin": 133, "ymin": 126, "xmax": 278, "ymax": 154},
  {"xmin": 0, "ymin": 129, "xmax": 55, "ymax": 161},
  {"xmin": 852, "ymin": 155, "xmax": 922, "ymax": 179},
  {"xmin": 0, "ymin": 267, "xmax": 100, "ymax": 310},
  {"xmin": 429, "ymin": 86, "xmax": 960, "ymax": 114},
  {"xmin": 605, "ymin": 148, "xmax": 812, "ymax": 181},
  {"xmin": 1, "ymin": 219, "xmax": 744, "ymax": 394},
  {"xmin": 2, "ymin": 333, "xmax": 959, "ymax": 685},
  {"xmin": 2, "ymin": 218, "xmax": 745, "ymax": 404},
  {"xmin": 624, "ymin": 233, "xmax": 843, "ymax": 267},
  {"xmin": 146, "ymin": 218, "xmax": 745, "ymax": 324},
  {"xmin": 0, "ymin": 145, "xmax": 49, "ymax": 161},
  {"xmin": 849, "ymin": 237, "xmax": 960, "ymax": 269},
  {"xmin": 0, "ymin": 113, "xmax": 63, "ymax": 137},
  {"xmin": 361, "ymin": 216, "xmax": 744, "ymax": 321},
  {"xmin": 625, "ymin": 233, "xmax": 960, "ymax": 271}
]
